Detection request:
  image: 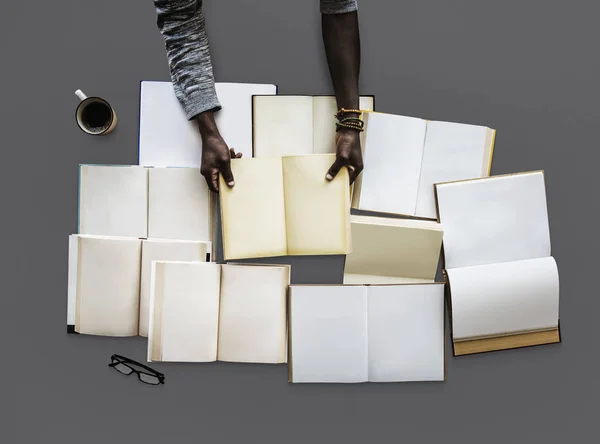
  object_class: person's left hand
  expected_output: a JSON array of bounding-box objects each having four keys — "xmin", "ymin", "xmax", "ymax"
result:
[{"xmin": 326, "ymin": 128, "xmax": 363, "ymax": 184}]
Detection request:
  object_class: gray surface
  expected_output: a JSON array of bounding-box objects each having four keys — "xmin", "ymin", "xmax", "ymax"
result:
[{"xmin": 4, "ymin": 1, "xmax": 599, "ymax": 442}]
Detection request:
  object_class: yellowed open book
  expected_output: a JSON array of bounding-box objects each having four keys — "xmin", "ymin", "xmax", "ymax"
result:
[
  {"xmin": 219, "ymin": 154, "xmax": 352, "ymax": 260},
  {"xmin": 148, "ymin": 262, "xmax": 290, "ymax": 364}
]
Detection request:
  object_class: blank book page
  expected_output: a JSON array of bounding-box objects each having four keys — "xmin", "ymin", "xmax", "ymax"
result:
[
  {"xmin": 367, "ymin": 284, "xmax": 445, "ymax": 382},
  {"xmin": 447, "ymin": 257, "xmax": 559, "ymax": 341},
  {"xmin": 290, "ymin": 286, "xmax": 368, "ymax": 383}
]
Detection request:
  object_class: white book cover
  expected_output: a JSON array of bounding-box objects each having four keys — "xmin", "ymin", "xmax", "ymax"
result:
[{"xmin": 139, "ymin": 81, "xmax": 277, "ymax": 167}]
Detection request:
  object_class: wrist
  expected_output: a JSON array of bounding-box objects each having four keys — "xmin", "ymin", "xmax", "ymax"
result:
[{"xmin": 195, "ymin": 111, "xmax": 220, "ymax": 138}]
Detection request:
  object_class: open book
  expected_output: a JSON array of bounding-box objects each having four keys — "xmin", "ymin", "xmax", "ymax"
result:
[
  {"xmin": 435, "ymin": 171, "xmax": 560, "ymax": 355},
  {"xmin": 352, "ymin": 112, "xmax": 496, "ymax": 219},
  {"xmin": 344, "ymin": 215, "xmax": 443, "ymax": 284},
  {"xmin": 219, "ymin": 154, "xmax": 351, "ymax": 260},
  {"xmin": 252, "ymin": 95, "xmax": 374, "ymax": 157},
  {"xmin": 67, "ymin": 235, "xmax": 210, "ymax": 336},
  {"xmin": 148, "ymin": 262, "xmax": 290, "ymax": 363},
  {"xmin": 78, "ymin": 165, "xmax": 216, "ymax": 253},
  {"xmin": 289, "ymin": 284, "xmax": 445, "ymax": 383},
  {"xmin": 139, "ymin": 81, "xmax": 277, "ymax": 166}
]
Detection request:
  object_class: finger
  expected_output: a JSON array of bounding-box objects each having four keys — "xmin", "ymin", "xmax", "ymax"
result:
[
  {"xmin": 348, "ymin": 164, "xmax": 363, "ymax": 185},
  {"xmin": 220, "ymin": 159, "xmax": 235, "ymax": 187},
  {"xmin": 326, "ymin": 155, "xmax": 348, "ymax": 181},
  {"xmin": 202, "ymin": 170, "xmax": 219, "ymax": 193},
  {"xmin": 229, "ymin": 148, "xmax": 243, "ymax": 159}
]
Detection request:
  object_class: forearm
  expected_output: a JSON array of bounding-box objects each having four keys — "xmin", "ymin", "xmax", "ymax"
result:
[
  {"xmin": 321, "ymin": 1, "xmax": 360, "ymax": 111},
  {"xmin": 154, "ymin": 0, "xmax": 220, "ymax": 120}
]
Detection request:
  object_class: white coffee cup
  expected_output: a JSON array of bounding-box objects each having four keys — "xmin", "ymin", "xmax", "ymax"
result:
[{"xmin": 75, "ymin": 89, "xmax": 117, "ymax": 135}]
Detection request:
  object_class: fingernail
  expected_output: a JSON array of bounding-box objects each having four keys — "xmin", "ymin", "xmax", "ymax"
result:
[
  {"xmin": 227, "ymin": 181, "xmax": 235, "ymax": 187},
  {"xmin": 326, "ymin": 174, "xmax": 333, "ymax": 180},
  {"xmin": 347, "ymin": 165, "xmax": 355, "ymax": 172}
]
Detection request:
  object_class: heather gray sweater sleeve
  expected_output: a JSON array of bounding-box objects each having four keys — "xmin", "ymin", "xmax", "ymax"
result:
[{"xmin": 153, "ymin": 1, "xmax": 358, "ymax": 120}]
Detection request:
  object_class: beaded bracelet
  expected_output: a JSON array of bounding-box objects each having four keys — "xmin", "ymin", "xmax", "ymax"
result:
[
  {"xmin": 334, "ymin": 108, "xmax": 364, "ymax": 120},
  {"xmin": 336, "ymin": 122, "xmax": 364, "ymax": 132}
]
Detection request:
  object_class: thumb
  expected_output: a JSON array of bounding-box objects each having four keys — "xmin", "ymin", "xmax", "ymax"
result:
[
  {"xmin": 220, "ymin": 158, "xmax": 235, "ymax": 187},
  {"xmin": 326, "ymin": 155, "xmax": 348, "ymax": 181}
]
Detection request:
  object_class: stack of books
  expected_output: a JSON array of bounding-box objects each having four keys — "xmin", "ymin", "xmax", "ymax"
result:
[{"xmin": 66, "ymin": 81, "xmax": 561, "ymax": 384}]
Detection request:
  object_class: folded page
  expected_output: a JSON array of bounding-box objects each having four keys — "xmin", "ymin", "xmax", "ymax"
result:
[
  {"xmin": 416, "ymin": 121, "xmax": 494, "ymax": 219},
  {"xmin": 219, "ymin": 157, "xmax": 288, "ymax": 260},
  {"xmin": 367, "ymin": 284, "xmax": 445, "ymax": 382},
  {"xmin": 139, "ymin": 81, "xmax": 277, "ymax": 166},
  {"xmin": 149, "ymin": 262, "xmax": 221, "ymax": 362},
  {"xmin": 344, "ymin": 215, "xmax": 442, "ymax": 283},
  {"xmin": 436, "ymin": 171, "xmax": 551, "ymax": 268},
  {"xmin": 148, "ymin": 167, "xmax": 212, "ymax": 242},
  {"xmin": 282, "ymin": 154, "xmax": 351, "ymax": 255},
  {"xmin": 73, "ymin": 235, "xmax": 142, "ymax": 336},
  {"xmin": 290, "ymin": 285, "xmax": 368, "ymax": 383},
  {"xmin": 139, "ymin": 240, "xmax": 210, "ymax": 337},
  {"xmin": 447, "ymin": 257, "xmax": 559, "ymax": 341},
  {"xmin": 353, "ymin": 112, "xmax": 427, "ymax": 216},
  {"xmin": 78, "ymin": 165, "xmax": 148, "ymax": 238},
  {"xmin": 217, "ymin": 265, "xmax": 289, "ymax": 363}
]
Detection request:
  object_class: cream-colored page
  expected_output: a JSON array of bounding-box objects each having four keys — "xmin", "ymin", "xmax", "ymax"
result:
[
  {"xmin": 75, "ymin": 236, "xmax": 142, "ymax": 336},
  {"xmin": 217, "ymin": 265, "xmax": 289, "ymax": 363},
  {"xmin": 219, "ymin": 158, "xmax": 288, "ymax": 260},
  {"xmin": 436, "ymin": 172, "xmax": 551, "ymax": 269},
  {"xmin": 355, "ymin": 112, "xmax": 427, "ymax": 216},
  {"xmin": 79, "ymin": 165, "xmax": 148, "ymax": 238},
  {"xmin": 282, "ymin": 154, "xmax": 351, "ymax": 255},
  {"xmin": 253, "ymin": 96, "xmax": 314, "ymax": 157},
  {"xmin": 290, "ymin": 285, "xmax": 369, "ymax": 383},
  {"xmin": 158, "ymin": 262, "xmax": 221, "ymax": 362},
  {"xmin": 344, "ymin": 274, "xmax": 435, "ymax": 285},
  {"xmin": 312, "ymin": 96, "xmax": 375, "ymax": 154},
  {"xmin": 147, "ymin": 261, "xmax": 164, "ymax": 362},
  {"xmin": 447, "ymin": 257, "xmax": 560, "ymax": 341},
  {"xmin": 343, "ymin": 215, "xmax": 443, "ymax": 283},
  {"xmin": 367, "ymin": 284, "xmax": 445, "ymax": 382},
  {"xmin": 139, "ymin": 240, "xmax": 209, "ymax": 337},
  {"xmin": 415, "ymin": 121, "xmax": 491, "ymax": 219},
  {"xmin": 67, "ymin": 234, "xmax": 78, "ymax": 326},
  {"xmin": 148, "ymin": 167, "xmax": 212, "ymax": 241}
]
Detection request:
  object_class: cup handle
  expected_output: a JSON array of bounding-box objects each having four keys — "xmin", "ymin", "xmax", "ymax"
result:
[{"xmin": 75, "ymin": 89, "xmax": 87, "ymax": 101}]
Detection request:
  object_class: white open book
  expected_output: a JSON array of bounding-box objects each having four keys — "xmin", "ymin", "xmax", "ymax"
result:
[
  {"xmin": 352, "ymin": 112, "xmax": 495, "ymax": 219},
  {"xmin": 67, "ymin": 235, "xmax": 210, "ymax": 336},
  {"xmin": 289, "ymin": 284, "xmax": 445, "ymax": 383},
  {"xmin": 78, "ymin": 165, "xmax": 216, "ymax": 253},
  {"xmin": 219, "ymin": 154, "xmax": 351, "ymax": 260},
  {"xmin": 139, "ymin": 81, "xmax": 277, "ymax": 166},
  {"xmin": 148, "ymin": 262, "xmax": 290, "ymax": 363},
  {"xmin": 344, "ymin": 214, "xmax": 443, "ymax": 284},
  {"xmin": 435, "ymin": 171, "xmax": 560, "ymax": 355},
  {"xmin": 252, "ymin": 95, "xmax": 375, "ymax": 157}
]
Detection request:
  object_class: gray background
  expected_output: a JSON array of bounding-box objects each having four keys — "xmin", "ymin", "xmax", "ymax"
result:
[{"xmin": 4, "ymin": 0, "xmax": 599, "ymax": 442}]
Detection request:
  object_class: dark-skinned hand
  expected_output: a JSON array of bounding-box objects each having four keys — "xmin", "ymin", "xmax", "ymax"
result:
[
  {"xmin": 326, "ymin": 127, "xmax": 363, "ymax": 184},
  {"xmin": 196, "ymin": 110, "xmax": 241, "ymax": 193}
]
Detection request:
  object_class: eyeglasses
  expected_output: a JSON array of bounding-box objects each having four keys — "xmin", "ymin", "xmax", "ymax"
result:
[{"xmin": 108, "ymin": 354, "xmax": 165, "ymax": 385}]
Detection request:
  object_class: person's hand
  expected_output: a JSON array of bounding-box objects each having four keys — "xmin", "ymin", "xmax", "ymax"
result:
[
  {"xmin": 195, "ymin": 110, "xmax": 241, "ymax": 193},
  {"xmin": 326, "ymin": 127, "xmax": 363, "ymax": 185},
  {"xmin": 200, "ymin": 134, "xmax": 242, "ymax": 192}
]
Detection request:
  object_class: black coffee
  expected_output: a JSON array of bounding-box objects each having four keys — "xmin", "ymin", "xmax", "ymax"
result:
[{"xmin": 81, "ymin": 102, "xmax": 112, "ymax": 132}]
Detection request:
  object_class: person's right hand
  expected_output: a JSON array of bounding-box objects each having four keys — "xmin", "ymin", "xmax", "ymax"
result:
[
  {"xmin": 200, "ymin": 133, "xmax": 241, "ymax": 192},
  {"xmin": 195, "ymin": 110, "xmax": 241, "ymax": 193}
]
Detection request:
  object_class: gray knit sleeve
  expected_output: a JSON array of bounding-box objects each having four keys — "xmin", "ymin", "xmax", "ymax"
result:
[
  {"xmin": 320, "ymin": 0, "xmax": 358, "ymax": 14},
  {"xmin": 153, "ymin": 0, "xmax": 221, "ymax": 120}
]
